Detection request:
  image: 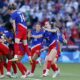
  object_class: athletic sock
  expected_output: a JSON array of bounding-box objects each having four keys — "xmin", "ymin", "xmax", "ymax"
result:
[
  {"xmin": 14, "ymin": 43, "xmax": 21, "ymax": 55},
  {"xmin": 31, "ymin": 60, "xmax": 36, "ymax": 73},
  {"xmin": 3, "ymin": 61, "xmax": 7, "ymax": 69},
  {"xmin": 23, "ymin": 45, "xmax": 31, "ymax": 56},
  {"xmin": 47, "ymin": 60, "xmax": 52, "ymax": 70},
  {"xmin": 12, "ymin": 63, "xmax": 17, "ymax": 74},
  {"xmin": 16, "ymin": 62, "xmax": 25, "ymax": 75},
  {"xmin": 7, "ymin": 61, "xmax": 12, "ymax": 72},
  {"xmin": 51, "ymin": 63, "xmax": 58, "ymax": 72},
  {"xmin": 43, "ymin": 69, "xmax": 46, "ymax": 74},
  {"xmin": 0, "ymin": 62, "xmax": 4, "ymax": 75},
  {"xmin": 20, "ymin": 63, "xmax": 27, "ymax": 72}
]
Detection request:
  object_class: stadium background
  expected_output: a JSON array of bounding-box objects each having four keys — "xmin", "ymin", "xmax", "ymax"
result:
[{"xmin": 0, "ymin": 0, "xmax": 80, "ymax": 80}]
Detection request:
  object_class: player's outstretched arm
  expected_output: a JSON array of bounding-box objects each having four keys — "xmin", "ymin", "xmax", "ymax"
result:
[{"xmin": 43, "ymin": 27, "xmax": 57, "ymax": 32}]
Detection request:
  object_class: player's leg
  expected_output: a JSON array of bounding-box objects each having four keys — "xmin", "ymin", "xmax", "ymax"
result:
[
  {"xmin": 28, "ymin": 48, "xmax": 38, "ymax": 77},
  {"xmin": 0, "ymin": 54, "xmax": 4, "ymax": 78},
  {"xmin": 51, "ymin": 57, "xmax": 60, "ymax": 78},
  {"xmin": 12, "ymin": 30, "xmax": 23, "ymax": 60},
  {"xmin": 15, "ymin": 46, "xmax": 28, "ymax": 78},
  {"xmin": 42, "ymin": 55, "xmax": 48, "ymax": 75},
  {"xmin": 6, "ymin": 53, "xmax": 13, "ymax": 77},
  {"xmin": 6, "ymin": 48, "xmax": 16, "ymax": 78},
  {"xmin": 43, "ymin": 48, "xmax": 57, "ymax": 76},
  {"xmin": 36, "ymin": 50, "xmax": 48, "ymax": 66},
  {"xmin": 29, "ymin": 53, "xmax": 38, "ymax": 77},
  {"xmin": 22, "ymin": 29, "xmax": 31, "ymax": 57},
  {"xmin": 10, "ymin": 45, "xmax": 28, "ymax": 78},
  {"xmin": 51, "ymin": 44, "xmax": 61, "ymax": 78},
  {"xmin": 16, "ymin": 57, "xmax": 27, "ymax": 78},
  {"xmin": 28, "ymin": 45, "xmax": 41, "ymax": 77},
  {"xmin": 0, "ymin": 43, "xmax": 13, "ymax": 78}
]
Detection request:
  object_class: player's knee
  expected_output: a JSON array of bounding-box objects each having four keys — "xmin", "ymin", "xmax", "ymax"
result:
[
  {"xmin": 15, "ymin": 38, "xmax": 20, "ymax": 43},
  {"xmin": 23, "ymin": 40, "xmax": 27, "ymax": 45}
]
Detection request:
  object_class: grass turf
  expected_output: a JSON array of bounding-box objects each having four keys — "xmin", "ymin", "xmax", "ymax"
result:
[{"xmin": 1, "ymin": 63, "xmax": 80, "ymax": 80}]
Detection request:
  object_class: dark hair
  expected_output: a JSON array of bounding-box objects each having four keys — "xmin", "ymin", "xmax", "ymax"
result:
[{"xmin": 8, "ymin": 3, "xmax": 16, "ymax": 10}]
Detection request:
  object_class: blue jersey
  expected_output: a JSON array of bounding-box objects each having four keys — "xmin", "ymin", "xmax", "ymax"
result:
[
  {"xmin": 0, "ymin": 27, "xmax": 14, "ymax": 45},
  {"xmin": 11, "ymin": 10, "xmax": 27, "ymax": 31},
  {"xmin": 44, "ymin": 31, "xmax": 58, "ymax": 46},
  {"xmin": 4, "ymin": 30, "xmax": 14, "ymax": 40},
  {"xmin": 31, "ymin": 30, "xmax": 44, "ymax": 47},
  {"xmin": 0, "ymin": 26, "xmax": 5, "ymax": 33}
]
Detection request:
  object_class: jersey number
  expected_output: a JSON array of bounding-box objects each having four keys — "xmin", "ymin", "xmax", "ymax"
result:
[{"xmin": 20, "ymin": 14, "xmax": 25, "ymax": 22}]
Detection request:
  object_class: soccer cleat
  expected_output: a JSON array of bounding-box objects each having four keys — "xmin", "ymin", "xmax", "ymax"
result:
[
  {"xmin": 6, "ymin": 72, "xmax": 12, "ymax": 78},
  {"xmin": 25, "ymin": 70, "xmax": 30, "ymax": 75},
  {"xmin": 28, "ymin": 73, "xmax": 34, "ymax": 77},
  {"xmin": 11, "ymin": 74, "xmax": 18, "ymax": 78},
  {"xmin": 9, "ymin": 58, "xmax": 18, "ymax": 61},
  {"xmin": 9, "ymin": 55, "xmax": 18, "ymax": 61},
  {"xmin": 43, "ymin": 69, "xmax": 49, "ymax": 77},
  {"xmin": 21, "ymin": 74, "xmax": 27, "ymax": 78},
  {"xmin": 52, "ymin": 69, "xmax": 60, "ymax": 78},
  {"xmin": 0, "ymin": 75, "xmax": 5, "ymax": 78}
]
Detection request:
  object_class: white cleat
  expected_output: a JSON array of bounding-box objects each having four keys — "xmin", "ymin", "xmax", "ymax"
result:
[
  {"xmin": 26, "ymin": 70, "xmax": 30, "ymax": 75},
  {"xmin": 6, "ymin": 72, "xmax": 12, "ymax": 78},
  {"xmin": 9, "ymin": 55, "xmax": 18, "ymax": 61},
  {"xmin": 0, "ymin": 75, "xmax": 5, "ymax": 78},
  {"xmin": 28, "ymin": 73, "xmax": 34, "ymax": 77},
  {"xmin": 11, "ymin": 74, "xmax": 18, "ymax": 78},
  {"xmin": 21, "ymin": 74, "xmax": 27, "ymax": 79},
  {"xmin": 43, "ymin": 69, "xmax": 49, "ymax": 77},
  {"xmin": 52, "ymin": 69, "xmax": 60, "ymax": 78}
]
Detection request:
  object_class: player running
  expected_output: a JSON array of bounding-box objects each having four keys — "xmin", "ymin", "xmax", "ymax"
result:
[
  {"xmin": 42, "ymin": 21, "xmax": 58, "ymax": 77},
  {"xmin": 28, "ymin": 23, "xmax": 44, "ymax": 77}
]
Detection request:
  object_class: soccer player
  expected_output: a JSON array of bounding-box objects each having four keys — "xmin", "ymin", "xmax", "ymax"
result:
[
  {"xmin": 28, "ymin": 23, "xmax": 44, "ymax": 77},
  {"xmin": 8, "ymin": 3, "xmax": 31, "ymax": 78},
  {"xmin": 0, "ymin": 26, "xmax": 18, "ymax": 78},
  {"xmin": 42, "ymin": 21, "xmax": 58, "ymax": 77},
  {"xmin": 51, "ymin": 30, "xmax": 67, "ymax": 78},
  {"xmin": 0, "ymin": 30, "xmax": 10, "ymax": 78}
]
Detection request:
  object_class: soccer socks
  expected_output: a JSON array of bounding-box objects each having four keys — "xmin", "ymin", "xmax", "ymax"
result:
[
  {"xmin": 43, "ymin": 69, "xmax": 46, "ymax": 74},
  {"xmin": 3, "ymin": 61, "xmax": 7, "ymax": 69},
  {"xmin": 12, "ymin": 63, "xmax": 17, "ymax": 74},
  {"xmin": 19, "ymin": 62, "xmax": 27, "ymax": 72},
  {"xmin": 16, "ymin": 62, "xmax": 26, "ymax": 75},
  {"xmin": 31, "ymin": 60, "xmax": 36, "ymax": 73},
  {"xmin": 0, "ymin": 62, "xmax": 4, "ymax": 75},
  {"xmin": 51, "ymin": 63, "xmax": 58, "ymax": 72},
  {"xmin": 7, "ymin": 61, "xmax": 12, "ymax": 72},
  {"xmin": 14, "ymin": 43, "xmax": 21, "ymax": 55},
  {"xmin": 23, "ymin": 45, "xmax": 31, "ymax": 56},
  {"xmin": 46, "ymin": 60, "xmax": 52, "ymax": 70}
]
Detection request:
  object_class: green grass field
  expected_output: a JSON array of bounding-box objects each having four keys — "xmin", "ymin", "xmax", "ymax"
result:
[{"xmin": 1, "ymin": 63, "xmax": 80, "ymax": 80}]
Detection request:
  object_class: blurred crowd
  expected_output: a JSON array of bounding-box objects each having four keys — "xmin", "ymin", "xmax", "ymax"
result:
[{"xmin": 0, "ymin": 0, "xmax": 80, "ymax": 46}]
